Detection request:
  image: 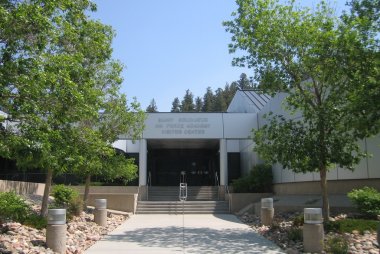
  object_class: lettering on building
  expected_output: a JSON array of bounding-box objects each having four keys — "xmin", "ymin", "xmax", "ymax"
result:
[{"xmin": 155, "ymin": 117, "xmax": 210, "ymax": 136}]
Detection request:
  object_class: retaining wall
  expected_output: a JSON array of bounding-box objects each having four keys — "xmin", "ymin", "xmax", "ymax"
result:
[{"xmin": 0, "ymin": 179, "xmax": 45, "ymax": 195}]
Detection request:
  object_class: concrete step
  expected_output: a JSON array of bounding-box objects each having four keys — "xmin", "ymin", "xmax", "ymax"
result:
[
  {"xmin": 136, "ymin": 201, "xmax": 229, "ymax": 214},
  {"xmin": 147, "ymin": 186, "xmax": 219, "ymax": 201}
]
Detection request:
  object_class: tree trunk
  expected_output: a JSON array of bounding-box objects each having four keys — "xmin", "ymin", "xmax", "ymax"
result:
[
  {"xmin": 83, "ymin": 174, "xmax": 91, "ymax": 209},
  {"xmin": 320, "ymin": 167, "xmax": 330, "ymax": 222},
  {"xmin": 41, "ymin": 168, "xmax": 53, "ymax": 217}
]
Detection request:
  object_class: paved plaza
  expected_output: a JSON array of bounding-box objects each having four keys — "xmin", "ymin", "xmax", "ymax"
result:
[{"xmin": 85, "ymin": 214, "xmax": 284, "ymax": 254}]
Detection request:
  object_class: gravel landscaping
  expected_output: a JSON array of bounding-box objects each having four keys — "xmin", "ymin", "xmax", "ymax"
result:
[
  {"xmin": 239, "ymin": 212, "xmax": 379, "ymax": 254},
  {"xmin": 0, "ymin": 194, "xmax": 129, "ymax": 254},
  {"xmin": 0, "ymin": 194, "xmax": 378, "ymax": 254}
]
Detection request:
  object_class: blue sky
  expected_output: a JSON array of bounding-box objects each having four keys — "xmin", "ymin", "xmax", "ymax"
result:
[{"xmin": 90, "ymin": 0, "xmax": 347, "ymax": 112}]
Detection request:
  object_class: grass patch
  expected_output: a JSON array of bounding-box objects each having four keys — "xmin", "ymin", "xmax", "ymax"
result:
[
  {"xmin": 325, "ymin": 235, "xmax": 349, "ymax": 254},
  {"xmin": 325, "ymin": 218, "xmax": 379, "ymax": 234}
]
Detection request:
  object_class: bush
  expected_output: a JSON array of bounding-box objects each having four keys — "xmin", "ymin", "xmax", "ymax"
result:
[
  {"xmin": 51, "ymin": 184, "xmax": 79, "ymax": 208},
  {"xmin": 51, "ymin": 185, "xmax": 82, "ymax": 219},
  {"xmin": 325, "ymin": 218, "xmax": 379, "ymax": 234},
  {"xmin": 325, "ymin": 235, "xmax": 349, "ymax": 254},
  {"xmin": 347, "ymin": 186, "xmax": 380, "ymax": 218},
  {"xmin": 0, "ymin": 192, "xmax": 31, "ymax": 224},
  {"xmin": 292, "ymin": 214, "xmax": 304, "ymax": 227},
  {"xmin": 288, "ymin": 227, "xmax": 303, "ymax": 241},
  {"xmin": 68, "ymin": 196, "xmax": 83, "ymax": 217},
  {"xmin": 232, "ymin": 164, "xmax": 273, "ymax": 193},
  {"xmin": 24, "ymin": 213, "xmax": 47, "ymax": 229}
]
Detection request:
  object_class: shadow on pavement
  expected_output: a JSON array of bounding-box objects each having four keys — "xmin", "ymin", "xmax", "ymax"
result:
[{"xmin": 98, "ymin": 226, "xmax": 283, "ymax": 253}]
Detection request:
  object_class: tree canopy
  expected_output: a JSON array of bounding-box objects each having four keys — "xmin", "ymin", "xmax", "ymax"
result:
[
  {"xmin": 224, "ymin": 0, "xmax": 379, "ymax": 221},
  {"xmin": 0, "ymin": 0, "xmax": 145, "ymax": 216}
]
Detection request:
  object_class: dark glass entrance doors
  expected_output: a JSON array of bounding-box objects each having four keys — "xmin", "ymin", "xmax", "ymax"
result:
[{"xmin": 148, "ymin": 148, "xmax": 219, "ymax": 186}]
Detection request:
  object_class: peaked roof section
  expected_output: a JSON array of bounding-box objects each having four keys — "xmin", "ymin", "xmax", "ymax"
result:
[{"xmin": 227, "ymin": 89, "xmax": 271, "ymax": 113}]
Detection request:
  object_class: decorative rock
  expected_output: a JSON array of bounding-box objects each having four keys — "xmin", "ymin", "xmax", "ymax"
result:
[
  {"xmin": 0, "ymin": 194, "xmax": 129, "ymax": 254},
  {"xmin": 237, "ymin": 212, "xmax": 379, "ymax": 254}
]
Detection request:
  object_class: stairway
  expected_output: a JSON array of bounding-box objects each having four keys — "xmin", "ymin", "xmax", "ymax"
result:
[
  {"xmin": 136, "ymin": 186, "xmax": 229, "ymax": 214},
  {"xmin": 147, "ymin": 186, "xmax": 219, "ymax": 201},
  {"xmin": 136, "ymin": 200, "xmax": 229, "ymax": 214}
]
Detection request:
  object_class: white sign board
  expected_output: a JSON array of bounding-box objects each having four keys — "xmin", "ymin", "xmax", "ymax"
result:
[{"xmin": 143, "ymin": 113, "xmax": 223, "ymax": 139}]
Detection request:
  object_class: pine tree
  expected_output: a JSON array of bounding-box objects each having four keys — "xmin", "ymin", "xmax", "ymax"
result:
[
  {"xmin": 146, "ymin": 99, "xmax": 158, "ymax": 112},
  {"xmin": 195, "ymin": 96, "xmax": 203, "ymax": 112},
  {"xmin": 213, "ymin": 88, "xmax": 227, "ymax": 112},
  {"xmin": 224, "ymin": 82, "xmax": 239, "ymax": 107},
  {"xmin": 180, "ymin": 89, "xmax": 195, "ymax": 112},
  {"xmin": 171, "ymin": 97, "xmax": 181, "ymax": 112},
  {"xmin": 202, "ymin": 87, "xmax": 214, "ymax": 112},
  {"xmin": 238, "ymin": 73, "xmax": 252, "ymax": 89}
]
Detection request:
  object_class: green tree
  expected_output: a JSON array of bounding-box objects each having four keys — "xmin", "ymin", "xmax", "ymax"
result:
[
  {"xmin": 238, "ymin": 73, "xmax": 252, "ymax": 90},
  {"xmin": 224, "ymin": 0, "xmax": 377, "ymax": 221},
  {"xmin": 0, "ymin": 0, "xmax": 140, "ymax": 216},
  {"xmin": 75, "ymin": 87, "xmax": 145, "ymax": 207},
  {"xmin": 195, "ymin": 96, "xmax": 203, "ymax": 112},
  {"xmin": 202, "ymin": 87, "xmax": 214, "ymax": 112},
  {"xmin": 339, "ymin": 0, "xmax": 380, "ymax": 138},
  {"xmin": 180, "ymin": 89, "xmax": 195, "ymax": 112},
  {"xmin": 213, "ymin": 88, "xmax": 227, "ymax": 112},
  {"xmin": 171, "ymin": 97, "xmax": 181, "ymax": 112},
  {"xmin": 146, "ymin": 98, "xmax": 158, "ymax": 113},
  {"xmin": 224, "ymin": 82, "xmax": 239, "ymax": 107}
]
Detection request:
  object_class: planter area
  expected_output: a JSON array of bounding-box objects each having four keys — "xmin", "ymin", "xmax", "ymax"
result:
[
  {"xmin": 239, "ymin": 212, "xmax": 379, "ymax": 254},
  {"xmin": 0, "ymin": 194, "xmax": 129, "ymax": 254}
]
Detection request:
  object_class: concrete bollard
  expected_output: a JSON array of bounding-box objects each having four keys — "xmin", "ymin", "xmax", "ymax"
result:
[
  {"xmin": 303, "ymin": 208, "xmax": 324, "ymax": 253},
  {"xmin": 260, "ymin": 198, "xmax": 274, "ymax": 226},
  {"xmin": 94, "ymin": 199, "xmax": 107, "ymax": 227},
  {"xmin": 46, "ymin": 209, "xmax": 66, "ymax": 254}
]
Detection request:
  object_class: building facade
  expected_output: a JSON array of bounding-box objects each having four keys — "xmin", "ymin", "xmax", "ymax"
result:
[{"xmin": 114, "ymin": 90, "xmax": 380, "ymax": 194}]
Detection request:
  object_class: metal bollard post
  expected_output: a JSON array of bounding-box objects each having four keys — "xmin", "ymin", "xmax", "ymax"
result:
[
  {"xmin": 46, "ymin": 209, "xmax": 66, "ymax": 254},
  {"xmin": 94, "ymin": 199, "xmax": 107, "ymax": 227},
  {"xmin": 303, "ymin": 208, "xmax": 324, "ymax": 253},
  {"xmin": 260, "ymin": 198, "xmax": 274, "ymax": 226}
]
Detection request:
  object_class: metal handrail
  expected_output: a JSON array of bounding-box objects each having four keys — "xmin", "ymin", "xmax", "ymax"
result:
[
  {"xmin": 148, "ymin": 171, "xmax": 152, "ymax": 186},
  {"xmin": 225, "ymin": 185, "xmax": 231, "ymax": 213},
  {"xmin": 180, "ymin": 171, "xmax": 186, "ymax": 184},
  {"xmin": 215, "ymin": 172, "xmax": 219, "ymax": 186},
  {"xmin": 179, "ymin": 182, "xmax": 187, "ymax": 201},
  {"xmin": 146, "ymin": 171, "xmax": 152, "ymax": 201}
]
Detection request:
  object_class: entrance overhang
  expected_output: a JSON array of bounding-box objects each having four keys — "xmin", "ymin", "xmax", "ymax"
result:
[{"xmin": 148, "ymin": 139, "xmax": 219, "ymax": 150}]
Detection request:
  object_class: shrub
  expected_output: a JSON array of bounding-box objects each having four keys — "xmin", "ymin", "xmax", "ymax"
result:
[
  {"xmin": 325, "ymin": 218, "xmax": 379, "ymax": 234},
  {"xmin": 325, "ymin": 235, "xmax": 349, "ymax": 254},
  {"xmin": 51, "ymin": 185, "xmax": 81, "ymax": 219},
  {"xmin": 0, "ymin": 192, "xmax": 31, "ymax": 224},
  {"xmin": 231, "ymin": 176, "xmax": 251, "ymax": 193},
  {"xmin": 347, "ymin": 186, "xmax": 380, "ymax": 218},
  {"xmin": 68, "ymin": 196, "xmax": 83, "ymax": 217},
  {"xmin": 24, "ymin": 213, "xmax": 47, "ymax": 229},
  {"xmin": 288, "ymin": 227, "xmax": 303, "ymax": 241},
  {"xmin": 51, "ymin": 184, "xmax": 79, "ymax": 208},
  {"xmin": 232, "ymin": 164, "xmax": 273, "ymax": 193},
  {"xmin": 292, "ymin": 214, "xmax": 304, "ymax": 227}
]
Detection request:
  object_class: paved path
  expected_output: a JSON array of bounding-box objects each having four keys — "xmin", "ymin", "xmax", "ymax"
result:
[{"xmin": 85, "ymin": 214, "xmax": 284, "ymax": 254}]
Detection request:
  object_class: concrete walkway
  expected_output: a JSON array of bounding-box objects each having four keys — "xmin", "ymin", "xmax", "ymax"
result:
[{"xmin": 85, "ymin": 214, "xmax": 284, "ymax": 254}]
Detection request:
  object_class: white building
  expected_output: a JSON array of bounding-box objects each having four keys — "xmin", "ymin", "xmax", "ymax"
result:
[{"xmin": 114, "ymin": 90, "xmax": 380, "ymax": 194}]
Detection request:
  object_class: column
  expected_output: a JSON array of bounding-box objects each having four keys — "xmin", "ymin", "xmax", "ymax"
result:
[
  {"xmin": 139, "ymin": 139, "xmax": 147, "ymax": 186},
  {"xmin": 219, "ymin": 139, "xmax": 228, "ymax": 186}
]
